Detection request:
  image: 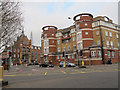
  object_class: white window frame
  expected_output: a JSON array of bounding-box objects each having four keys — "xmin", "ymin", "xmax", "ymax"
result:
[
  {"xmin": 18, "ymin": 49, "xmax": 19, "ymax": 53},
  {"xmin": 58, "ymin": 48, "xmax": 60, "ymax": 52},
  {"xmin": 73, "ymin": 46, "xmax": 76, "ymax": 51},
  {"xmin": 106, "ymin": 41, "xmax": 109, "ymax": 47},
  {"xmin": 91, "ymin": 51, "xmax": 96, "ymax": 58},
  {"xmin": 72, "ymin": 54, "xmax": 74, "ymax": 59},
  {"xmin": 97, "ymin": 41, "xmax": 100, "ymax": 45},
  {"xmin": 61, "ymin": 55, "xmax": 63, "ymax": 59},
  {"xmin": 96, "ymin": 31, "xmax": 99, "ymax": 35},
  {"xmin": 109, "ymin": 32, "xmax": 112, "ymax": 37},
  {"xmin": 118, "ymin": 42, "xmax": 120, "ymax": 47},
  {"xmin": 85, "ymin": 23, "xmax": 88, "ymax": 26},
  {"xmin": 105, "ymin": 31, "xmax": 108, "ymax": 36},
  {"xmin": 57, "ymin": 56, "xmax": 59, "ymax": 59},
  {"xmin": 85, "ymin": 32, "xmax": 88, "ymax": 35},
  {"xmin": 73, "ymin": 37, "xmax": 75, "ymax": 41},
  {"xmin": 95, "ymin": 22, "xmax": 99, "ymax": 26},
  {"xmin": 110, "ymin": 41, "xmax": 113, "ymax": 47},
  {"xmin": 68, "ymin": 55, "xmax": 70, "ymax": 59},
  {"xmin": 52, "ymin": 34, "xmax": 54, "ymax": 36},
  {"xmin": 44, "ymin": 34, "xmax": 47, "ymax": 38},
  {"xmin": 64, "ymin": 47, "xmax": 66, "ymax": 51},
  {"xmin": 14, "ymin": 49, "xmax": 16, "ymax": 52},
  {"xmin": 57, "ymin": 40, "xmax": 60, "ymax": 44},
  {"xmin": 14, "ymin": 54, "xmax": 16, "ymax": 58},
  {"xmin": 107, "ymin": 51, "xmax": 110, "ymax": 57},
  {"xmin": 52, "ymin": 40, "xmax": 54, "ymax": 43},
  {"xmin": 112, "ymin": 51, "xmax": 115, "ymax": 58},
  {"xmin": 119, "ymin": 51, "xmax": 120, "ymax": 56},
  {"xmin": 68, "ymin": 46, "xmax": 70, "ymax": 51},
  {"xmin": 116, "ymin": 34, "xmax": 119, "ymax": 38},
  {"xmin": 18, "ymin": 54, "xmax": 19, "ymax": 58},
  {"xmin": 98, "ymin": 50, "xmax": 101, "ymax": 58}
]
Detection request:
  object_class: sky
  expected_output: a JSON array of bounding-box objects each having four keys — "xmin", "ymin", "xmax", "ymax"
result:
[{"xmin": 20, "ymin": 0, "xmax": 119, "ymax": 46}]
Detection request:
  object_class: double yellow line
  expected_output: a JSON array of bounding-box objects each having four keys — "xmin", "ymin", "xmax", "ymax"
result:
[{"xmin": 4, "ymin": 73, "xmax": 32, "ymax": 77}]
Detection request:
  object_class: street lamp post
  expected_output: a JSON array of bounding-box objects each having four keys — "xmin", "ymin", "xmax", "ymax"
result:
[{"xmin": 99, "ymin": 20, "xmax": 105, "ymax": 64}]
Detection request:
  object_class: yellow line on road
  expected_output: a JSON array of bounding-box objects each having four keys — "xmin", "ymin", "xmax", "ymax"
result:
[
  {"xmin": 4, "ymin": 75, "xmax": 16, "ymax": 77},
  {"xmin": 45, "ymin": 72, "xmax": 47, "ymax": 76},
  {"xmin": 96, "ymin": 70, "xmax": 103, "ymax": 72},
  {"xmin": 79, "ymin": 71, "xmax": 87, "ymax": 73},
  {"xmin": 61, "ymin": 70, "xmax": 66, "ymax": 74},
  {"xmin": 70, "ymin": 72, "xmax": 79, "ymax": 74},
  {"xmin": 75, "ymin": 70, "xmax": 78, "ymax": 72},
  {"xmin": 4, "ymin": 73, "xmax": 33, "ymax": 77}
]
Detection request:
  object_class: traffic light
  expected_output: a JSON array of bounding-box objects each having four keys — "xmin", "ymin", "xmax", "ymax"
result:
[
  {"xmin": 76, "ymin": 50, "xmax": 78, "ymax": 54},
  {"xmin": 63, "ymin": 52, "xmax": 65, "ymax": 57},
  {"xmin": 9, "ymin": 51, "xmax": 12, "ymax": 57},
  {"xmin": 80, "ymin": 50, "xmax": 83, "ymax": 56}
]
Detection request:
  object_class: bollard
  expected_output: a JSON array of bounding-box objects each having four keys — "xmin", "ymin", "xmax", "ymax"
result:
[
  {"xmin": 0, "ymin": 66, "xmax": 3, "ymax": 82},
  {"xmin": 63, "ymin": 62, "xmax": 65, "ymax": 68},
  {"xmin": 25, "ymin": 64, "xmax": 27, "ymax": 67},
  {"xmin": 79, "ymin": 60, "xmax": 86, "ymax": 68},
  {"xmin": 82, "ymin": 61, "xmax": 84, "ymax": 66},
  {"xmin": 0, "ymin": 66, "xmax": 8, "ymax": 87}
]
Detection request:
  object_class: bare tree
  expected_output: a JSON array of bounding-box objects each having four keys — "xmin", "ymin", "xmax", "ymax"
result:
[
  {"xmin": 0, "ymin": 0, "xmax": 23, "ymax": 65},
  {"xmin": 0, "ymin": 0, "xmax": 23, "ymax": 52}
]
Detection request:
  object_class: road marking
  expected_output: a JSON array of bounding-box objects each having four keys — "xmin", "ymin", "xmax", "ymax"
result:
[
  {"xmin": 114, "ymin": 69, "xmax": 118, "ymax": 71},
  {"xmin": 79, "ymin": 71, "xmax": 86, "ymax": 73},
  {"xmin": 70, "ymin": 72, "xmax": 79, "ymax": 74},
  {"xmin": 4, "ymin": 75, "xmax": 16, "ymax": 77},
  {"xmin": 18, "ymin": 69, "xmax": 22, "ymax": 72},
  {"xmin": 4, "ymin": 73, "xmax": 33, "ymax": 77},
  {"xmin": 61, "ymin": 70, "xmax": 66, "ymax": 74},
  {"xmin": 96, "ymin": 70, "xmax": 103, "ymax": 72},
  {"xmin": 75, "ymin": 70, "xmax": 78, "ymax": 72},
  {"xmin": 45, "ymin": 72, "xmax": 47, "ymax": 76}
]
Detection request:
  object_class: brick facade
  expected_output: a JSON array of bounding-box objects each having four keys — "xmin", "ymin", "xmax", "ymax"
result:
[{"xmin": 41, "ymin": 13, "xmax": 120, "ymax": 65}]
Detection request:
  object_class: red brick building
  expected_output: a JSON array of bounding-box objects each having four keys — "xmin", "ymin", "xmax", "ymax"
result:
[
  {"xmin": 41, "ymin": 13, "xmax": 120, "ymax": 65},
  {"xmin": 31, "ymin": 45, "xmax": 41, "ymax": 64},
  {"xmin": 41, "ymin": 26, "xmax": 57, "ymax": 65},
  {"xmin": 10, "ymin": 31, "xmax": 41, "ymax": 65}
]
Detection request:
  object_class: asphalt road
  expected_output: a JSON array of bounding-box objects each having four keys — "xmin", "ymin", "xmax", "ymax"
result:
[{"xmin": 2, "ymin": 64, "xmax": 119, "ymax": 88}]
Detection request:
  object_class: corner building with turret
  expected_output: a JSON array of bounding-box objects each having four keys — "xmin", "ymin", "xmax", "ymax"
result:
[{"xmin": 41, "ymin": 13, "xmax": 120, "ymax": 65}]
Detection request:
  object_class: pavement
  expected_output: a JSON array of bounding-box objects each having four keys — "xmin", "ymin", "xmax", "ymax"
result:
[{"xmin": 1, "ymin": 63, "xmax": 119, "ymax": 88}]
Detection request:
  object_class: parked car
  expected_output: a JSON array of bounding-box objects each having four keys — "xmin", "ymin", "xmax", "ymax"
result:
[
  {"xmin": 59, "ymin": 61, "xmax": 76, "ymax": 67},
  {"xmin": 27, "ymin": 62, "xmax": 34, "ymax": 66},
  {"xmin": 34, "ymin": 62, "xmax": 39, "ymax": 65},
  {"xmin": 39, "ymin": 63, "xmax": 54, "ymax": 67},
  {"xmin": 48, "ymin": 64, "xmax": 54, "ymax": 67}
]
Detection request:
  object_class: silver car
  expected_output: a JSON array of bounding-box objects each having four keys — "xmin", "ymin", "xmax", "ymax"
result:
[{"xmin": 59, "ymin": 61, "xmax": 76, "ymax": 67}]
